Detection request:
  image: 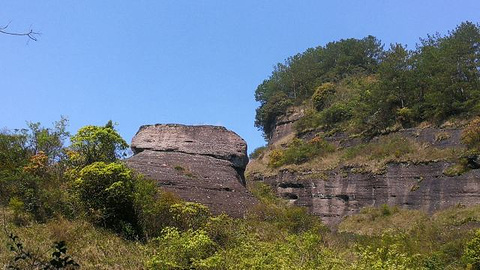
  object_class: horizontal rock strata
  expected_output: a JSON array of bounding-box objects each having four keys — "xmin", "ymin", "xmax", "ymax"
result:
[
  {"xmin": 254, "ymin": 162, "xmax": 480, "ymax": 225},
  {"xmin": 126, "ymin": 124, "xmax": 256, "ymax": 217}
]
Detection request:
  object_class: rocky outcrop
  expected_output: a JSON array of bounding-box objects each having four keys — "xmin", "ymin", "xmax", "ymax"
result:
[
  {"xmin": 253, "ymin": 162, "xmax": 480, "ymax": 225},
  {"xmin": 269, "ymin": 108, "xmax": 305, "ymax": 144},
  {"xmin": 250, "ymin": 113, "xmax": 480, "ymax": 226},
  {"xmin": 126, "ymin": 124, "xmax": 256, "ymax": 217}
]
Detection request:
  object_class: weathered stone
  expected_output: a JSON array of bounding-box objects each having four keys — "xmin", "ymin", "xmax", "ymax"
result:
[
  {"xmin": 269, "ymin": 107, "xmax": 304, "ymax": 144},
  {"xmin": 131, "ymin": 124, "xmax": 248, "ymax": 168},
  {"xmin": 251, "ymin": 112, "xmax": 480, "ymax": 226},
  {"xmin": 253, "ymin": 163, "xmax": 480, "ymax": 226},
  {"xmin": 126, "ymin": 124, "xmax": 256, "ymax": 218}
]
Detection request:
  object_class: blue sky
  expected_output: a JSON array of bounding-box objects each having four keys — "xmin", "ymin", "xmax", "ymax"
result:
[{"xmin": 1, "ymin": 1, "xmax": 479, "ymax": 153}]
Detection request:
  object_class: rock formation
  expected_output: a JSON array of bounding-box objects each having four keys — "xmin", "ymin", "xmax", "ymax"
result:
[
  {"xmin": 126, "ymin": 124, "xmax": 256, "ymax": 217},
  {"xmin": 254, "ymin": 162, "xmax": 480, "ymax": 225},
  {"xmin": 249, "ymin": 112, "xmax": 480, "ymax": 226}
]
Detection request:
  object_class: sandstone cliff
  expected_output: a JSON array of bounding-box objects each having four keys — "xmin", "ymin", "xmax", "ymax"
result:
[
  {"xmin": 248, "ymin": 112, "xmax": 480, "ymax": 226},
  {"xmin": 126, "ymin": 124, "xmax": 256, "ymax": 217}
]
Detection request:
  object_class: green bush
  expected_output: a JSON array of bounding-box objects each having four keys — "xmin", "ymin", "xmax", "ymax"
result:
[
  {"xmin": 268, "ymin": 137, "xmax": 335, "ymax": 168},
  {"xmin": 312, "ymin": 82, "xmax": 336, "ymax": 111},
  {"xmin": 319, "ymin": 103, "xmax": 352, "ymax": 127},
  {"xmin": 249, "ymin": 146, "xmax": 267, "ymax": 159},
  {"xmin": 462, "ymin": 229, "xmax": 480, "ymax": 269},
  {"xmin": 70, "ymin": 121, "xmax": 128, "ymax": 166},
  {"xmin": 74, "ymin": 162, "xmax": 139, "ymax": 235},
  {"xmin": 462, "ymin": 117, "xmax": 480, "ymax": 152},
  {"xmin": 146, "ymin": 227, "xmax": 218, "ymax": 269}
]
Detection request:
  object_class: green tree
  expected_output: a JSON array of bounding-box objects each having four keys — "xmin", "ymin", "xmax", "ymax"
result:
[
  {"xmin": 417, "ymin": 22, "xmax": 480, "ymax": 120},
  {"xmin": 70, "ymin": 121, "xmax": 128, "ymax": 166},
  {"xmin": 26, "ymin": 116, "xmax": 70, "ymax": 162}
]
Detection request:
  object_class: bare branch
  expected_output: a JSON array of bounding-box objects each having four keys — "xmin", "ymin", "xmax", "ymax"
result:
[{"xmin": 0, "ymin": 23, "xmax": 40, "ymax": 41}]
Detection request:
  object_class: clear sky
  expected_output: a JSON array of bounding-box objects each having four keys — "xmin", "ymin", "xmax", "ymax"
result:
[{"xmin": 1, "ymin": 1, "xmax": 480, "ymax": 153}]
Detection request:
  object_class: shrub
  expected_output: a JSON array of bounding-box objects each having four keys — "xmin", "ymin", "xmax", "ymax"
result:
[
  {"xmin": 133, "ymin": 177, "xmax": 182, "ymax": 239},
  {"xmin": 70, "ymin": 121, "xmax": 128, "ymax": 166},
  {"xmin": 249, "ymin": 146, "xmax": 267, "ymax": 159},
  {"xmin": 312, "ymin": 82, "xmax": 336, "ymax": 111},
  {"xmin": 269, "ymin": 137, "xmax": 335, "ymax": 168},
  {"xmin": 268, "ymin": 149, "xmax": 286, "ymax": 168},
  {"xmin": 74, "ymin": 162, "xmax": 138, "ymax": 235},
  {"xmin": 146, "ymin": 227, "xmax": 217, "ymax": 269},
  {"xmin": 462, "ymin": 117, "xmax": 480, "ymax": 152},
  {"xmin": 318, "ymin": 103, "xmax": 352, "ymax": 127},
  {"xmin": 169, "ymin": 202, "xmax": 211, "ymax": 231},
  {"xmin": 462, "ymin": 229, "xmax": 480, "ymax": 269},
  {"xmin": 353, "ymin": 244, "xmax": 423, "ymax": 270},
  {"xmin": 396, "ymin": 107, "xmax": 415, "ymax": 126}
]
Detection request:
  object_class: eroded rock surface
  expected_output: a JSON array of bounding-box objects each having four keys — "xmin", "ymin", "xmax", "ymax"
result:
[
  {"xmin": 127, "ymin": 124, "xmax": 256, "ymax": 217},
  {"xmin": 253, "ymin": 163, "xmax": 480, "ymax": 225},
  {"xmin": 250, "ymin": 112, "xmax": 480, "ymax": 226}
]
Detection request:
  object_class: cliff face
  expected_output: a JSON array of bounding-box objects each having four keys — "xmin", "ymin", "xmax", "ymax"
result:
[
  {"xmin": 126, "ymin": 124, "xmax": 256, "ymax": 217},
  {"xmin": 248, "ymin": 113, "xmax": 480, "ymax": 226},
  {"xmin": 252, "ymin": 162, "xmax": 480, "ymax": 225}
]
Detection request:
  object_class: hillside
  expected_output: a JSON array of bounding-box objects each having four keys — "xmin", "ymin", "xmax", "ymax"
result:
[
  {"xmin": 247, "ymin": 21, "xmax": 480, "ymax": 226},
  {"xmin": 1, "ymin": 21, "xmax": 480, "ymax": 269}
]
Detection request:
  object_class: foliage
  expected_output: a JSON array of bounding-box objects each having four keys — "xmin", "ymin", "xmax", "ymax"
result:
[
  {"xmin": 312, "ymin": 82, "xmax": 336, "ymax": 110},
  {"xmin": 0, "ymin": 130, "xmax": 29, "ymax": 175},
  {"xmin": 268, "ymin": 137, "xmax": 335, "ymax": 167},
  {"xmin": 69, "ymin": 121, "xmax": 128, "ymax": 166},
  {"xmin": 26, "ymin": 117, "xmax": 70, "ymax": 162},
  {"xmin": 255, "ymin": 92, "xmax": 293, "ymax": 139},
  {"xmin": 146, "ymin": 227, "xmax": 217, "ymax": 269},
  {"xmin": 462, "ymin": 117, "xmax": 480, "ymax": 152},
  {"xmin": 6, "ymin": 232, "xmax": 79, "ymax": 269},
  {"xmin": 256, "ymin": 21, "xmax": 480, "ymax": 139},
  {"xmin": 74, "ymin": 162, "xmax": 139, "ymax": 235},
  {"xmin": 255, "ymin": 36, "xmax": 383, "ymax": 138},
  {"xmin": 169, "ymin": 202, "xmax": 210, "ymax": 231},
  {"xmin": 352, "ymin": 244, "xmax": 423, "ymax": 270},
  {"xmin": 249, "ymin": 145, "xmax": 267, "ymax": 159},
  {"xmin": 462, "ymin": 229, "xmax": 480, "ymax": 269}
]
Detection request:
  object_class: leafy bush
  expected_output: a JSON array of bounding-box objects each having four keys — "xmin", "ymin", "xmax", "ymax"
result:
[
  {"xmin": 146, "ymin": 227, "xmax": 217, "ymax": 269},
  {"xmin": 462, "ymin": 117, "xmax": 480, "ymax": 152},
  {"xmin": 69, "ymin": 121, "xmax": 128, "ymax": 166},
  {"xmin": 353, "ymin": 244, "xmax": 423, "ymax": 270},
  {"xmin": 169, "ymin": 202, "xmax": 211, "ymax": 231},
  {"xmin": 319, "ymin": 103, "xmax": 353, "ymax": 127},
  {"xmin": 312, "ymin": 82, "xmax": 336, "ymax": 111},
  {"xmin": 268, "ymin": 137, "xmax": 335, "ymax": 168},
  {"xmin": 74, "ymin": 162, "xmax": 139, "ymax": 235},
  {"xmin": 249, "ymin": 146, "xmax": 267, "ymax": 159},
  {"xmin": 462, "ymin": 229, "xmax": 480, "ymax": 269}
]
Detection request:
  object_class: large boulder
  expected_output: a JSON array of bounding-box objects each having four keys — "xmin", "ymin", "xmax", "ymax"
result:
[
  {"xmin": 131, "ymin": 124, "xmax": 248, "ymax": 168},
  {"xmin": 126, "ymin": 124, "xmax": 256, "ymax": 217}
]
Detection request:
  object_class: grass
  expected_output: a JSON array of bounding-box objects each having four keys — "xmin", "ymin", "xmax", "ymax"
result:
[
  {"xmin": 173, "ymin": 165, "xmax": 197, "ymax": 178},
  {"xmin": 247, "ymin": 132, "xmax": 463, "ymax": 178},
  {"xmin": 1, "ymin": 209, "xmax": 154, "ymax": 269}
]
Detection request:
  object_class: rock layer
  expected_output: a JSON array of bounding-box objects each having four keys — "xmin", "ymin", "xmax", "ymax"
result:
[
  {"xmin": 126, "ymin": 124, "xmax": 256, "ymax": 217},
  {"xmin": 253, "ymin": 163, "xmax": 480, "ymax": 225},
  {"xmin": 251, "ymin": 112, "xmax": 480, "ymax": 226}
]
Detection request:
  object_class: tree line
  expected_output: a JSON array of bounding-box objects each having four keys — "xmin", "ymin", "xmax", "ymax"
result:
[{"xmin": 255, "ymin": 21, "xmax": 480, "ymax": 139}]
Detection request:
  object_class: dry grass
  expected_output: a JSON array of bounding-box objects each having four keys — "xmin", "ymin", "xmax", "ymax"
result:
[
  {"xmin": 0, "ymin": 209, "xmax": 154, "ymax": 269},
  {"xmin": 338, "ymin": 206, "xmax": 430, "ymax": 236},
  {"xmin": 247, "ymin": 132, "xmax": 463, "ymax": 178}
]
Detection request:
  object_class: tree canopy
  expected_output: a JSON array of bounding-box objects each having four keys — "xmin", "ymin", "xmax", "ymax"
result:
[{"xmin": 255, "ymin": 21, "xmax": 480, "ymax": 139}]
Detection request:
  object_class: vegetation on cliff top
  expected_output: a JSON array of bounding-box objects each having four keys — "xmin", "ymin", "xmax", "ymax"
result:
[{"xmin": 255, "ymin": 21, "xmax": 480, "ymax": 139}]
